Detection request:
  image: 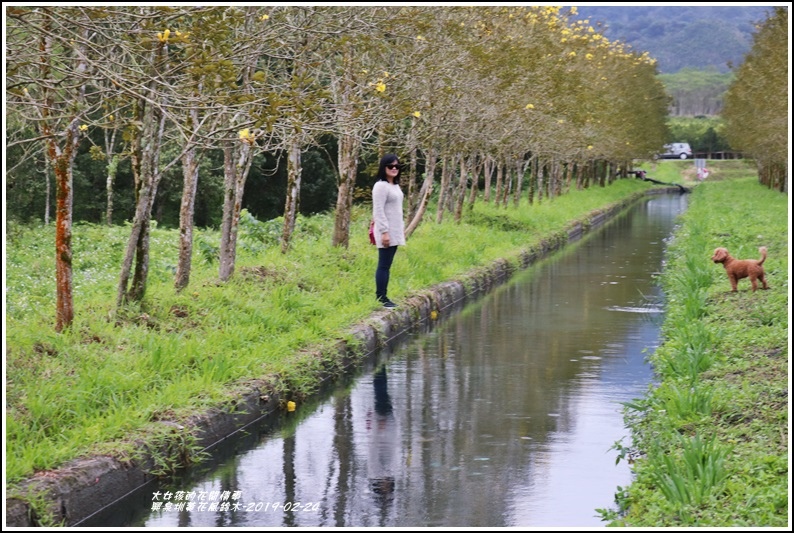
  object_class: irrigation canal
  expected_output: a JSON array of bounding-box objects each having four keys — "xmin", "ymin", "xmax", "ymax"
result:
[{"xmin": 84, "ymin": 192, "xmax": 689, "ymax": 527}]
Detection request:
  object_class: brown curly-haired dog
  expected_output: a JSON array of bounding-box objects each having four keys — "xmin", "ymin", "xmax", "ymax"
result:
[{"xmin": 711, "ymin": 246, "xmax": 769, "ymax": 292}]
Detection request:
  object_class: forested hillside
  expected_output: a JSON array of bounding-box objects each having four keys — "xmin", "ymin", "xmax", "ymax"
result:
[{"xmin": 573, "ymin": 5, "xmax": 774, "ymax": 73}]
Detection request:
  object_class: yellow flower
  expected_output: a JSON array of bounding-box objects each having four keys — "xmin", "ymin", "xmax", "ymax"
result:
[
  {"xmin": 416, "ymin": 35, "xmax": 425, "ymax": 41},
  {"xmin": 568, "ymin": 51, "xmax": 576, "ymax": 57},
  {"xmin": 430, "ymin": 310, "xmax": 439, "ymax": 320},
  {"xmin": 525, "ymin": 103, "xmax": 534, "ymax": 109},
  {"xmin": 260, "ymin": 14, "xmax": 269, "ymax": 21},
  {"xmin": 287, "ymin": 401, "xmax": 296, "ymax": 412},
  {"xmin": 239, "ymin": 129, "xmax": 256, "ymax": 144},
  {"xmin": 587, "ymin": 145, "xmax": 593, "ymax": 150},
  {"xmin": 157, "ymin": 29, "xmax": 170, "ymax": 43},
  {"xmin": 79, "ymin": 124, "xmax": 88, "ymax": 131},
  {"xmin": 375, "ymin": 81, "xmax": 386, "ymax": 93},
  {"xmin": 413, "ymin": 111, "xmax": 421, "ymax": 118}
]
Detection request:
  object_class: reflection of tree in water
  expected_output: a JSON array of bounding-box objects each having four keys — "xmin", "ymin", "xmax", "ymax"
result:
[{"xmin": 368, "ymin": 365, "xmax": 397, "ymax": 509}]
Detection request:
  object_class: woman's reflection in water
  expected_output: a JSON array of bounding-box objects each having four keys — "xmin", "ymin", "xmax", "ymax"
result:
[{"xmin": 367, "ymin": 365, "xmax": 398, "ymax": 511}]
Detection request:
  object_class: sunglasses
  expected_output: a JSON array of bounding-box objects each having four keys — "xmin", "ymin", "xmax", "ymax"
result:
[{"xmin": 386, "ymin": 164, "xmax": 400, "ymax": 170}]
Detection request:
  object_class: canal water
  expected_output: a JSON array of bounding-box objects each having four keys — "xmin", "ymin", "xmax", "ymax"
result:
[{"xmin": 86, "ymin": 193, "xmax": 688, "ymax": 528}]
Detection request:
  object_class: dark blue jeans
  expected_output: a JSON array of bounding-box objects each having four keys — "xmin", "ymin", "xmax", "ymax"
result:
[{"xmin": 375, "ymin": 246, "xmax": 398, "ymax": 302}]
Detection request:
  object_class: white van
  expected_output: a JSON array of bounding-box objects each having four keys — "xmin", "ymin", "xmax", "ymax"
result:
[{"xmin": 660, "ymin": 143, "xmax": 692, "ymax": 160}]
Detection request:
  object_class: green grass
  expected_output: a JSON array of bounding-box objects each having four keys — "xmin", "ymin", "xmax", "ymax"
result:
[
  {"xmin": 5, "ymin": 177, "xmax": 654, "ymax": 485},
  {"xmin": 7, "ymin": 165, "xmax": 788, "ymax": 527},
  {"xmin": 606, "ymin": 176, "xmax": 788, "ymax": 526}
]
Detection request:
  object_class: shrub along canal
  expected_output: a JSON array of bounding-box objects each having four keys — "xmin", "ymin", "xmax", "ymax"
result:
[{"xmin": 84, "ymin": 193, "xmax": 688, "ymax": 527}]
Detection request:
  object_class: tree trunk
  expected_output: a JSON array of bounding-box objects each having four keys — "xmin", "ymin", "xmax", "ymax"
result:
[
  {"xmin": 467, "ymin": 154, "xmax": 482, "ymax": 208},
  {"xmin": 482, "ymin": 156, "xmax": 494, "ymax": 203},
  {"xmin": 332, "ymin": 132, "xmax": 359, "ymax": 248},
  {"xmin": 526, "ymin": 155, "xmax": 536, "ymax": 206},
  {"xmin": 116, "ymin": 86, "xmax": 166, "ymax": 309},
  {"xmin": 281, "ymin": 137, "xmax": 302, "ymax": 254},
  {"xmin": 598, "ymin": 160, "xmax": 606, "ymax": 187},
  {"xmin": 435, "ymin": 154, "xmax": 451, "ymax": 224},
  {"xmin": 48, "ymin": 131, "xmax": 78, "ymax": 332},
  {"xmin": 218, "ymin": 139, "xmax": 253, "ymax": 282},
  {"xmin": 494, "ymin": 160, "xmax": 504, "ymax": 208},
  {"xmin": 105, "ymin": 156, "xmax": 118, "ymax": 226},
  {"xmin": 552, "ymin": 159, "xmax": 562, "ymax": 197},
  {"xmin": 500, "ymin": 157, "xmax": 512, "ymax": 207},
  {"xmin": 330, "ymin": 39, "xmax": 361, "ymax": 250},
  {"xmin": 42, "ymin": 155, "xmax": 52, "ymax": 225},
  {"xmin": 175, "ymin": 141, "xmax": 199, "ymax": 291},
  {"xmin": 104, "ymin": 126, "xmax": 119, "ymax": 226},
  {"xmin": 512, "ymin": 158, "xmax": 523, "ymax": 208},
  {"xmin": 445, "ymin": 158, "xmax": 457, "ymax": 214},
  {"xmin": 584, "ymin": 160, "xmax": 593, "ymax": 189},
  {"xmin": 453, "ymin": 156, "xmax": 468, "ymax": 223},
  {"xmin": 536, "ymin": 158, "xmax": 544, "ymax": 204},
  {"xmin": 406, "ymin": 116, "xmax": 419, "ymax": 220},
  {"xmin": 405, "ymin": 147, "xmax": 436, "ymax": 238},
  {"xmin": 219, "ymin": 142, "xmax": 237, "ymax": 282}
]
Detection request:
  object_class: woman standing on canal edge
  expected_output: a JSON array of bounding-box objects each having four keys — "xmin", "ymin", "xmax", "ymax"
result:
[{"xmin": 372, "ymin": 154, "xmax": 406, "ymax": 308}]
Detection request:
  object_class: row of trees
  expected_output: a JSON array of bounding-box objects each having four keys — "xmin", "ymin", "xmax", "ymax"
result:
[
  {"xmin": 7, "ymin": 6, "xmax": 674, "ymax": 331},
  {"xmin": 722, "ymin": 6, "xmax": 788, "ymax": 192}
]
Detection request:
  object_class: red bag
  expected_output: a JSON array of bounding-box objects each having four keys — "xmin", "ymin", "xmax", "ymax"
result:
[{"xmin": 368, "ymin": 220, "xmax": 376, "ymax": 245}]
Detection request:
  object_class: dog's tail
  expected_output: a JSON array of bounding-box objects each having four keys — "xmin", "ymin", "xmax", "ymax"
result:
[{"xmin": 758, "ymin": 246, "xmax": 768, "ymax": 265}]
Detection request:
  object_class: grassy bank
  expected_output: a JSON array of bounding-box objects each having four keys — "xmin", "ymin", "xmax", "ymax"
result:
[
  {"xmin": 5, "ymin": 176, "xmax": 655, "ymax": 488},
  {"xmin": 604, "ymin": 175, "xmax": 789, "ymax": 526}
]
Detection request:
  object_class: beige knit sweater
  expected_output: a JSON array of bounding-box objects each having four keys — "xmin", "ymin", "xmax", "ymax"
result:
[{"xmin": 372, "ymin": 180, "xmax": 406, "ymax": 248}]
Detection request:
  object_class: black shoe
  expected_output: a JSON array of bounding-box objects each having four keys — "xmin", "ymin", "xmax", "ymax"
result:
[{"xmin": 382, "ymin": 299, "xmax": 398, "ymax": 309}]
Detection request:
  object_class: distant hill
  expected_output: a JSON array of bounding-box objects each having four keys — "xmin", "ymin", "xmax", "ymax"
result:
[{"xmin": 572, "ymin": 5, "xmax": 776, "ymax": 73}]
